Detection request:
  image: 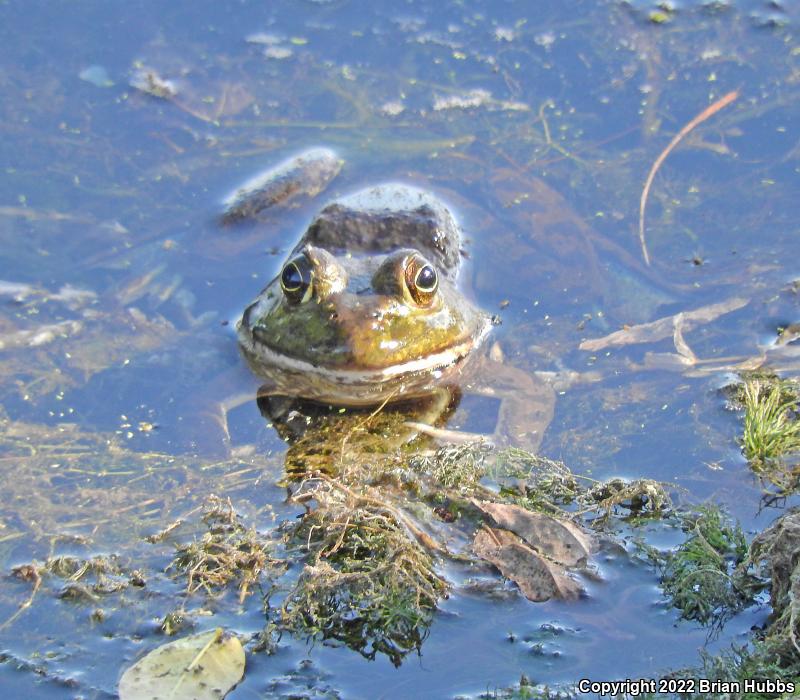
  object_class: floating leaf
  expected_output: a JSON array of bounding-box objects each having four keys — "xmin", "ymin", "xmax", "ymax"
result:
[
  {"xmin": 118, "ymin": 628, "xmax": 245, "ymax": 700},
  {"xmin": 472, "ymin": 500, "xmax": 592, "ymax": 566},
  {"xmin": 473, "ymin": 527, "xmax": 582, "ymax": 602}
]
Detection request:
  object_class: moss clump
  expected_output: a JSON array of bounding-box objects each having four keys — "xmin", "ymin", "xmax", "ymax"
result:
[
  {"xmin": 745, "ymin": 509, "xmax": 800, "ymax": 668},
  {"xmin": 280, "ymin": 476, "xmax": 447, "ymax": 666},
  {"xmin": 167, "ymin": 495, "xmax": 277, "ymax": 602},
  {"xmin": 659, "ymin": 506, "xmax": 760, "ymax": 628},
  {"xmin": 494, "ymin": 448, "xmax": 580, "ymax": 506},
  {"xmin": 490, "ymin": 447, "xmax": 670, "ymax": 526},
  {"xmin": 579, "ymin": 477, "xmax": 672, "ymax": 525},
  {"xmin": 410, "ymin": 441, "xmax": 488, "ymax": 489}
]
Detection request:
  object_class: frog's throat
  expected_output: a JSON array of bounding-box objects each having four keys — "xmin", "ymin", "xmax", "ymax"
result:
[{"xmin": 236, "ymin": 317, "xmax": 491, "ymax": 388}]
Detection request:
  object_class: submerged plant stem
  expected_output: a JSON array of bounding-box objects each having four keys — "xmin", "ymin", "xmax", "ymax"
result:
[{"xmin": 638, "ymin": 90, "xmax": 739, "ymax": 266}]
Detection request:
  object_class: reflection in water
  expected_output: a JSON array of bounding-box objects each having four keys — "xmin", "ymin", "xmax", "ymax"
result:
[{"xmin": 257, "ymin": 389, "xmax": 459, "ymax": 477}]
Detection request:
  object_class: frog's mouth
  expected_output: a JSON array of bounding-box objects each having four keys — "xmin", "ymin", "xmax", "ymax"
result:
[{"xmin": 236, "ymin": 315, "xmax": 492, "ymax": 404}]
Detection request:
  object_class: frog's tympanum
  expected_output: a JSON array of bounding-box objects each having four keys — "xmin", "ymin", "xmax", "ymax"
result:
[{"xmin": 237, "ymin": 184, "xmax": 492, "ymax": 406}]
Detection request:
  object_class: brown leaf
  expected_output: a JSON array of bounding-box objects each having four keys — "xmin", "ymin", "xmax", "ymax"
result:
[
  {"xmin": 473, "ymin": 527, "xmax": 582, "ymax": 602},
  {"xmin": 472, "ymin": 500, "xmax": 592, "ymax": 567}
]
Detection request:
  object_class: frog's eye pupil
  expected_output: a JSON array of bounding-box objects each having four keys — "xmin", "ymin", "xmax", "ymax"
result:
[
  {"xmin": 404, "ymin": 254, "xmax": 438, "ymax": 306},
  {"xmin": 415, "ymin": 264, "xmax": 437, "ymax": 292},
  {"xmin": 281, "ymin": 262, "xmax": 303, "ymax": 291},
  {"xmin": 280, "ymin": 255, "xmax": 313, "ymax": 303}
]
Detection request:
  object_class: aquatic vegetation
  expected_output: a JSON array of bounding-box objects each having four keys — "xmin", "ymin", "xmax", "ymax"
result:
[
  {"xmin": 410, "ymin": 441, "xmax": 489, "ymax": 489},
  {"xmin": 658, "ymin": 506, "xmax": 759, "ymax": 629},
  {"xmin": 728, "ymin": 372, "xmax": 800, "ymax": 495},
  {"xmin": 579, "ymin": 477, "xmax": 672, "ymax": 525},
  {"xmin": 494, "ymin": 448, "xmax": 581, "ymax": 506},
  {"xmin": 745, "ymin": 509, "xmax": 800, "ymax": 667},
  {"xmin": 493, "ymin": 446, "xmax": 671, "ymax": 524},
  {"xmin": 167, "ymin": 496, "xmax": 278, "ymax": 603},
  {"xmin": 739, "ymin": 374, "xmax": 800, "ymax": 464},
  {"xmin": 654, "ymin": 506, "xmax": 800, "ymax": 698},
  {"xmin": 280, "ymin": 476, "xmax": 447, "ymax": 666}
]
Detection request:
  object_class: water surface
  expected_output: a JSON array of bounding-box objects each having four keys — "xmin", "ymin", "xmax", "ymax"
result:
[{"xmin": 1, "ymin": 0, "xmax": 799, "ymax": 697}]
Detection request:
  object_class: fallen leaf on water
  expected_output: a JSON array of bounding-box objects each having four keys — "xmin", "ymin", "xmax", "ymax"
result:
[
  {"xmin": 118, "ymin": 628, "xmax": 245, "ymax": 700},
  {"xmin": 472, "ymin": 500, "xmax": 592, "ymax": 567},
  {"xmin": 473, "ymin": 526, "xmax": 582, "ymax": 602}
]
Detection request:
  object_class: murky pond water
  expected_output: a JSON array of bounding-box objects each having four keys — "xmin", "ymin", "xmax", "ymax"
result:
[{"xmin": 1, "ymin": 0, "xmax": 799, "ymax": 697}]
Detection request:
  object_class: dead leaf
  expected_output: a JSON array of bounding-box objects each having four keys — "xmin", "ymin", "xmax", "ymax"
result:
[
  {"xmin": 472, "ymin": 500, "xmax": 592, "ymax": 566},
  {"xmin": 118, "ymin": 628, "xmax": 245, "ymax": 700},
  {"xmin": 473, "ymin": 526, "xmax": 582, "ymax": 602}
]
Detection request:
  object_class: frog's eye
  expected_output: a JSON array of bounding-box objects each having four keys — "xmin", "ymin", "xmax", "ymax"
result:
[
  {"xmin": 280, "ymin": 255, "xmax": 314, "ymax": 304},
  {"xmin": 404, "ymin": 254, "xmax": 438, "ymax": 307}
]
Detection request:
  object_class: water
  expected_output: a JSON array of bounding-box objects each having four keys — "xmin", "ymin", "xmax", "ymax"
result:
[{"xmin": 0, "ymin": 0, "xmax": 799, "ymax": 697}]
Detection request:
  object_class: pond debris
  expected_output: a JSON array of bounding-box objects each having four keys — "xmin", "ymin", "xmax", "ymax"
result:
[
  {"xmin": 494, "ymin": 448, "xmax": 581, "ymax": 505},
  {"xmin": 579, "ymin": 477, "xmax": 672, "ymax": 524},
  {"xmin": 745, "ymin": 509, "xmax": 800, "ymax": 662},
  {"xmin": 167, "ymin": 496, "xmax": 278, "ymax": 603},
  {"xmin": 0, "ymin": 564, "xmax": 41, "ymax": 632},
  {"xmin": 472, "ymin": 500, "xmax": 592, "ymax": 568},
  {"xmin": 578, "ymin": 296, "xmax": 748, "ymax": 352},
  {"xmin": 409, "ymin": 441, "xmax": 489, "ymax": 489},
  {"xmin": 221, "ymin": 147, "xmax": 343, "ymax": 223},
  {"xmin": 118, "ymin": 628, "xmax": 245, "ymax": 700},
  {"xmin": 3, "ymin": 553, "xmax": 145, "ymax": 631},
  {"xmin": 432, "ymin": 88, "xmax": 528, "ymax": 112},
  {"xmin": 470, "ymin": 500, "xmax": 591, "ymax": 602},
  {"xmin": 129, "ymin": 64, "xmax": 179, "ymax": 99},
  {"xmin": 638, "ymin": 90, "xmax": 739, "ymax": 266},
  {"xmin": 473, "ymin": 526, "xmax": 582, "ymax": 602},
  {"xmin": 493, "ymin": 447, "xmax": 671, "ymax": 524},
  {"xmin": 280, "ymin": 475, "xmax": 448, "ymax": 666},
  {"xmin": 656, "ymin": 506, "xmax": 760, "ymax": 631}
]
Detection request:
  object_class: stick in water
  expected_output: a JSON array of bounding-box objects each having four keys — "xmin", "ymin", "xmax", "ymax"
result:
[{"xmin": 638, "ymin": 90, "xmax": 739, "ymax": 266}]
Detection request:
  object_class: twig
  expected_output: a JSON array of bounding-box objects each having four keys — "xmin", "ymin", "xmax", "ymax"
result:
[
  {"xmin": 0, "ymin": 565, "xmax": 42, "ymax": 631},
  {"xmin": 316, "ymin": 473, "xmax": 447, "ymax": 554},
  {"xmin": 638, "ymin": 90, "xmax": 739, "ymax": 266},
  {"xmin": 339, "ymin": 389, "xmax": 398, "ymax": 465}
]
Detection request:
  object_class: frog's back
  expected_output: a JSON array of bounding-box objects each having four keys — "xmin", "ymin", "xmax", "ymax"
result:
[{"xmin": 296, "ymin": 184, "xmax": 462, "ymax": 280}]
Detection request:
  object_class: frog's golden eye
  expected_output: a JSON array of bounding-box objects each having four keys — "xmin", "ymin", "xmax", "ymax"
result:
[
  {"xmin": 280, "ymin": 255, "xmax": 314, "ymax": 303},
  {"xmin": 404, "ymin": 254, "xmax": 438, "ymax": 307}
]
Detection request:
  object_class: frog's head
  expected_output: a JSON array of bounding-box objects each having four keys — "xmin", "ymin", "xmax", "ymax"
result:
[{"xmin": 237, "ymin": 185, "xmax": 491, "ymax": 404}]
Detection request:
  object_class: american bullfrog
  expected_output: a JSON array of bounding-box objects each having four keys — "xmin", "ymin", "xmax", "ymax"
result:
[
  {"xmin": 233, "ymin": 151, "xmax": 555, "ymax": 452},
  {"xmin": 237, "ymin": 183, "xmax": 491, "ymax": 405}
]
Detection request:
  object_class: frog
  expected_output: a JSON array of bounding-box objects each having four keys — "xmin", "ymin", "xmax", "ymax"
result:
[{"xmin": 232, "ymin": 151, "xmax": 556, "ymax": 456}]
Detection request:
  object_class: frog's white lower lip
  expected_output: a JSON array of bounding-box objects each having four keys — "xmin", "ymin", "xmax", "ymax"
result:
[{"xmin": 236, "ymin": 317, "xmax": 491, "ymax": 402}]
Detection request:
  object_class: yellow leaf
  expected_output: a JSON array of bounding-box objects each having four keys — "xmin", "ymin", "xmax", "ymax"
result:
[{"xmin": 119, "ymin": 628, "xmax": 245, "ymax": 700}]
